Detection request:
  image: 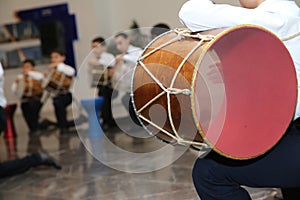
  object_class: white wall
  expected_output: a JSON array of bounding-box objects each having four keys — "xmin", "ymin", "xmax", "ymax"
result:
[
  {"xmin": 0, "ymin": 0, "xmax": 189, "ymax": 66},
  {"xmin": 0, "ymin": 0, "xmax": 300, "ymax": 104},
  {"xmin": 0, "ymin": 0, "xmax": 190, "ymax": 103},
  {"xmin": 1, "ymin": 0, "xmax": 300, "ymax": 64}
]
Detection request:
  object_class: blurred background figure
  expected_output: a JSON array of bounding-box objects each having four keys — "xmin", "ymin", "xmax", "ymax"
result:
[
  {"xmin": 88, "ymin": 37, "xmax": 116, "ymax": 131},
  {"xmin": 0, "ymin": 63, "xmax": 6, "ymax": 133},
  {"xmin": 150, "ymin": 23, "xmax": 171, "ymax": 39},
  {"xmin": 11, "ymin": 59, "xmax": 44, "ymax": 136},
  {"xmin": 44, "ymin": 49, "xmax": 76, "ymax": 134},
  {"xmin": 0, "ymin": 149, "xmax": 62, "ymax": 178},
  {"xmin": 0, "ymin": 62, "xmax": 61, "ymax": 178},
  {"xmin": 113, "ymin": 32, "xmax": 142, "ymax": 116}
]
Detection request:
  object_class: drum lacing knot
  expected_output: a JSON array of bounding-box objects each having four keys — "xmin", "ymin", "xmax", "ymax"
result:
[
  {"xmin": 196, "ymin": 33, "xmax": 215, "ymax": 41},
  {"xmin": 176, "ymin": 138, "xmax": 210, "ymax": 149},
  {"xmin": 177, "ymin": 138, "xmax": 185, "ymax": 145},
  {"xmin": 167, "ymin": 88, "xmax": 191, "ymax": 95},
  {"xmin": 174, "ymin": 28, "xmax": 215, "ymax": 41}
]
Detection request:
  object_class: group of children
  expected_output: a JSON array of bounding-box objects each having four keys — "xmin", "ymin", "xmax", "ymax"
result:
[
  {"xmin": 89, "ymin": 24, "xmax": 170, "ymax": 131},
  {"xmin": 12, "ymin": 23, "xmax": 171, "ymax": 136},
  {"xmin": 89, "ymin": 33, "xmax": 143, "ymax": 131},
  {"xmin": 12, "ymin": 49, "xmax": 76, "ymax": 135}
]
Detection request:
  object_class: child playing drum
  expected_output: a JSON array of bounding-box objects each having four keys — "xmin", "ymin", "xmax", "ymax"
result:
[
  {"xmin": 45, "ymin": 49, "xmax": 76, "ymax": 134},
  {"xmin": 11, "ymin": 59, "xmax": 44, "ymax": 136},
  {"xmin": 88, "ymin": 37, "xmax": 116, "ymax": 131}
]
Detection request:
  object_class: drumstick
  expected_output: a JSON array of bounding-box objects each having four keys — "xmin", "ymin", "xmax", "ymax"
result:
[{"xmin": 40, "ymin": 90, "xmax": 51, "ymax": 105}]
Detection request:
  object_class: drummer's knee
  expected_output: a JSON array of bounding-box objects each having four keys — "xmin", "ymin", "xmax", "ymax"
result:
[
  {"xmin": 53, "ymin": 98, "xmax": 63, "ymax": 110},
  {"xmin": 192, "ymin": 158, "xmax": 216, "ymax": 187},
  {"xmin": 193, "ymin": 158, "xmax": 225, "ymax": 199}
]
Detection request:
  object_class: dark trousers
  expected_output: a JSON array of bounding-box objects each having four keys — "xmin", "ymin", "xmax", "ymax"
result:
[
  {"xmin": 0, "ymin": 153, "xmax": 42, "ymax": 178},
  {"xmin": 192, "ymin": 125, "xmax": 300, "ymax": 200},
  {"xmin": 21, "ymin": 98, "xmax": 42, "ymax": 132},
  {"xmin": 0, "ymin": 106, "xmax": 6, "ymax": 133},
  {"xmin": 122, "ymin": 92, "xmax": 141, "ymax": 126},
  {"xmin": 98, "ymin": 85, "xmax": 114, "ymax": 126},
  {"xmin": 53, "ymin": 92, "xmax": 74, "ymax": 129}
]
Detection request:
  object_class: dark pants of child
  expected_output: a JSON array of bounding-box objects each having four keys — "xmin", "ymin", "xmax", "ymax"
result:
[
  {"xmin": 53, "ymin": 92, "xmax": 74, "ymax": 130},
  {"xmin": 21, "ymin": 97, "xmax": 42, "ymax": 133},
  {"xmin": 98, "ymin": 85, "xmax": 115, "ymax": 128},
  {"xmin": 0, "ymin": 153, "xmax": 43, "ymax": 178}
]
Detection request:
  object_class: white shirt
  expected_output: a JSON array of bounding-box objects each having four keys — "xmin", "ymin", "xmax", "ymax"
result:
[
  {"xmin": 94, "ymin": 52, "xmax": 115, "ymax": 76},
  {"xmin": 0, "ymin": 63, "xmax": 6, "ymax": 108},
  {"xmin": 179, "ymin": 0, "xmax": 300, "ymax": 119},
  {"xmin": 98, "ymin": 52, "xmax": 115, "ymax": 67},
  {"xmin": 123, "ymin": 45, "xmax": 143, "ymax": 64},
  {"xmin": 113, "ymin": 45, "xmax": 143, "ymax": 92},
  {"xmin": 89, "ymin": 52, "xmax": 115, "ymax": 87}
]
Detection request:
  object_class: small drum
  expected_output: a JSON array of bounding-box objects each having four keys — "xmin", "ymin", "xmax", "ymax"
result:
[
  {"xmin": 91, "ymin": 64, "xmax": 111, "ymax": 87},
  {"xmin": 16, "ymin": 75, "xmax": 43, "ymax": 99},
  {"xmin": 131, "ymin": 25, "xmax": 297, "ymax": 159},
  {"xmin": 44, "ymin": 68, "xmax": 73, "ymax": 94}
]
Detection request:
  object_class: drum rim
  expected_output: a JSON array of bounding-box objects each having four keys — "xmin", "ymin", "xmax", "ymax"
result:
[
  {"xmin": 190, "ymin": 24, "xmax": 298, "ymax": 160},
  {"xmin": 130, "ymin": 29, "xmax": 180, "ymax": 144}
]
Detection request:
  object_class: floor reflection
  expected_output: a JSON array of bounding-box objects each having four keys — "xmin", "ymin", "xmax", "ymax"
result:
[
  {"xmin": 0, "ymin": 113, "xmax": 281, "ymax": 200},
  {"xmin": 0, "ymin": 112, "xmax": 200, "ymax": 200}
]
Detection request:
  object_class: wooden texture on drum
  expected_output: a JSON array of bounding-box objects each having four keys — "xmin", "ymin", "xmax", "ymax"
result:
[
  {"xmin": 45, "ymin": 69, "xmax": 73, "ymax": 93},
  {"xmin": 23, "ymin": 78, "xmax": 43, "ymax": 98},
  {"xmin": 132, "ymin": 31, "xmax": 207, "ymax": 144},
  {"xmin": 91, "ymin": 64, "xmax": 111, "ymax": 87}
]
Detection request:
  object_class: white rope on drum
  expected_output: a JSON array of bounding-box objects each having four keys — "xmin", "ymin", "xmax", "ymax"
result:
[
  {"xmin": 139, "ymin": 33, "xmax": 183, "ymax": 61},
  {"xmin": 167, "ymin": 38, "xmax": 206, "ymax": 143},
  {"xmin": 138, "ymin": 114, "xmax": 179, "ymax": 142},
  {"xmin": 281, "ymin": 31, "xmax": 300, "ymax": 42},
  {"xmin": 136, "ymin": 28, "xmax": 214, "ymax": 148}
]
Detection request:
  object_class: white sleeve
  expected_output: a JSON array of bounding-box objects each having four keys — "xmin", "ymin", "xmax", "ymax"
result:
[
  {"xmin": 178, "ymin": 0, "xmax": 285, "ymax": 34},
  {"xmin": 99, "ymin": 54, "xmax": 116, "ymax": 67},
  {"xmin": 57, "ymin": 63, "xmax": 75, "ymax": 76},
  {"xmin": 0, "ymin": 63, "xmax": 3, "ymax": 77},
  {"xmin": 123, "ymin": 50, "xmax": 142, "ymax": 63},
  {"xmin": 28, "ymin": 71, "xmax": 44, "ymax": 81},
  {"xmin": 11, "ymin": 75, "xmax": 23, "ymax": 95},
  {"xmin": 11, "ymin": 82, "xmax": 18, "ymax": 94}
]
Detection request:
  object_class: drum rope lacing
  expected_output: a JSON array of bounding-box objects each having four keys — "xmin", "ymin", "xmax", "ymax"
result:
[{"xmin": 136, "ymin": 28, "xmax": 214, "ymax": 148}]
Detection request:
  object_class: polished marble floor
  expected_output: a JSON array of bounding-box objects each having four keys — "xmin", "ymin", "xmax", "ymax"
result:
[{"xmin": 0, "ymin": 110, "xmax": 281, "ymax": 200}]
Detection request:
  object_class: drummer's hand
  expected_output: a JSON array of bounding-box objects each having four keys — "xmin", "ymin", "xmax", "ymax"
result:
[
  {"xmin": 206, "ymin": 61, "xmax": 224, "ymax": 84},
  {"xmin": 45, "ymin": 63, "xmax": 56, "ymax": 77},
  {"xmin": 115, "ymin": 54, "xmax": 124, "ymax": 64},
  {"xmin": 48, "ymin": 63, "xmax": 57, "ymax": 69},
  {"xmin": 15, "ymin": 74, "xmax": 23, "ymax": 83},
  {"xmin": 108, "ymin": 68, "xmax": 115, "ymax": 78}
]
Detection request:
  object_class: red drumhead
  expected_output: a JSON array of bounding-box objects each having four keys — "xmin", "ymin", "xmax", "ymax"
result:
[{"xmin": 193, "ymin": 25, "xmax": 297, "ymax": 159}]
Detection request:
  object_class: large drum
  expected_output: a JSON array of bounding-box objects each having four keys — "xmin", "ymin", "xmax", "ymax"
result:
[
  {"xmin": 23, "ymin": 78, "xmax": 43, "ymax": 98},
  {"xmin": 44, "ymin": 68, "xmax": 73, "ymax": 94},
  {"xmin": 90, "ymin": 64, "xmax": 111, "ymax": 87},
  {"xmin": 16, "ymin": 73, "xmax": 43, "ymax": 99},
  {"xmin": 131, "ymin": 25, "xmax": 297, "ymax": 159}
]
